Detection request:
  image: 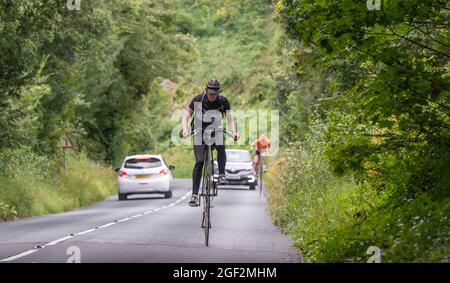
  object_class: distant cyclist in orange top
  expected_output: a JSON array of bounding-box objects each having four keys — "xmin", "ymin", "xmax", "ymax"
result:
[{"xmin": 250, "ymin": 134, "xmax": 271, "ymax": 175}]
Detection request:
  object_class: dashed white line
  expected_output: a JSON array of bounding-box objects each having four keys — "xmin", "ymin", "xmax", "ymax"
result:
[
  {"xmin": 97, "ymin": 223, "xmax": 116, "ymax": 229},
  {"xmin": 75, "ymin": 229, "xmax": 96, "ymax": 235},
  {"xmin": 0, "ymin": 249, "xmax": 39, "ymax": 262},
  {"xmin": 44, "ymin": 235, "xmax": 74, "ymax": 247},
  {"xmin": 0, "ymin": 191, "xmax": 192, "ymax": 262}
]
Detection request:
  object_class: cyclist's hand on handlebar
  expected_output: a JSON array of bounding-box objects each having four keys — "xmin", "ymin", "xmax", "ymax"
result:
[
  {"xmin": 179, "ymin": 128, "xmax": 190, "ymax": 139},
  {"xmin": 182, "ymin": 128, "xmax": 190, "ymax": 138}
]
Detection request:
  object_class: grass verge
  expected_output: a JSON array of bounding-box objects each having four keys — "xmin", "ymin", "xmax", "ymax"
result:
[
  {"xmin": 265, "ymin": 146, "xmax": 450, "ymax": 262},
  {"xmin": 0, "ymin": 150, "xmax": 116, "ymax": 221}
]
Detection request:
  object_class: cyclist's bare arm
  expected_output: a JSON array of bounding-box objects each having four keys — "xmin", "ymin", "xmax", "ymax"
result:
[
  {"xmin": 250, "ymin": 139, "xmax": 257, "ymax": 150},
  {"xmin": 226, "ymin": 110, "xmax": 239, "ymax": 140},
  {"xmin": 182, "ymin": 108, "xmax": 193, "ymax": 138}
]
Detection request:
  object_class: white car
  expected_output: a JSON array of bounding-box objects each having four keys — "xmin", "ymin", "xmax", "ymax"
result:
[{"xmin": 116, "ymin": 154, "xmax": 174, "ymax": 201}]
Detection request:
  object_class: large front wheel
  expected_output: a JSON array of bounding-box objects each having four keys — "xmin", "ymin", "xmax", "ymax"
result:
[{"xmin": 201, "ymin": 146, "xmax": 213, "ymax": 247}]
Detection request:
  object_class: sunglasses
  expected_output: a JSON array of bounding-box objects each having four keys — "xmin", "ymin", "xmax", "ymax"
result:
[{"xmin": 206, "ymin": 89, "xmax": 222, "ymax": 96}]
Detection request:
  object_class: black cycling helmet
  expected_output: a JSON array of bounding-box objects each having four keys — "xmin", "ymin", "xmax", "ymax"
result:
[{"xmin": 206, "ymin": 78, "xmax": 222, "ymax": 93}]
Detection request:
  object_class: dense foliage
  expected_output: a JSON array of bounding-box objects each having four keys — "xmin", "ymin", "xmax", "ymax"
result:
[
  {"xmin": 266, "ymin": 0, "xmax": 450, "ymax": 262},
  {"xmin": 275, "ymin": 0, "xmax": 450, "ymax": 196},
  {"xmin": 170, "ymin": 0, "xmax": 281, "ymax": 108},
  {"xmin": 0, "ymin": 0, "xmax": 191, "ymax": 164}
]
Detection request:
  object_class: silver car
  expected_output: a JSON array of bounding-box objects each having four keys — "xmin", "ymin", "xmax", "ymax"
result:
[
  {"xmin": 115, "ymin": 155, "xmax": 174, "ymax": 201},
  {"xmin": 214, "ymin": 149, "xmax": 257, "ymax": 190}
]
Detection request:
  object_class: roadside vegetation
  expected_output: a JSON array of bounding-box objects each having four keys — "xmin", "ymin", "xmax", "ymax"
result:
[
  {"xmin": 0, "ymin": 151, "xmax": 115, "ymax": 220},
  {"xmin": 265, "ymin": 0, "xmax": 450, "ymax": 262}
]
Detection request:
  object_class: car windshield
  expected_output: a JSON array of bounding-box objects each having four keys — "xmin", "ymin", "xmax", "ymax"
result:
[
  {"xmin": 226, "ymin": 151, "xmax": 252, "ymax": 162},
  {"xmin": 125, "ymin": 157, "xmax": 162, "ymax": 169}
]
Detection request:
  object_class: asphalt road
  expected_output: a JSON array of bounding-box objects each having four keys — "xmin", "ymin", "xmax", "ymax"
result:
[{"xmin": 0, "ymin": 179, "xmax": 300, "ymax": 263}]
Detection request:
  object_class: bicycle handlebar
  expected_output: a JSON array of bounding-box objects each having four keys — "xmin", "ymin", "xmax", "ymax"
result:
[{"xmin": 180, "ymin": 127, "xmax": 237, "ymax": 141}]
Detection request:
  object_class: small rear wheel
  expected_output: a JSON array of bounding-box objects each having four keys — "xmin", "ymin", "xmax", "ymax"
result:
[
  {"xmin": 118, "ymin": 193, "xmax": 127, "ymax": 201},
  {"xmin": 258, "ymin": 163, "xmax": 263, "ymax": 195},
  {"xmin": 203, "ymin": 195, "xmax": 210, "ymax": 246},
  {"xmin": 249, "ymin": 184, "xmax": 256, "ymax": 190},
  {"xmin": 164, "ymin": 191, "xmax": 173, "ymax": 199}
]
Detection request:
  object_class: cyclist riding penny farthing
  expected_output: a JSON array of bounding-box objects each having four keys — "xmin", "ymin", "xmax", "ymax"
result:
[{"xmin": 181, "ymin": 78, "xmax": 239, "ymax": 246}]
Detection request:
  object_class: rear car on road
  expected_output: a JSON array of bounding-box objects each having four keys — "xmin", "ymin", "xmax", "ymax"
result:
[
  {"xmin": 214, "ymin": 149, "xmax": 257, "ymax": 190},
  {"xmin": 116, "ymin": 155, "xmax": 174, "ymax": 200}
]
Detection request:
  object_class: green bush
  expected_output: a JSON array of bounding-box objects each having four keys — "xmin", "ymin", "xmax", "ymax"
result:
[
  {"xmin": 59, "ymin": 151, "xmax": 116, "ymax": 207},
  {"xmin": 162, "ymin": 146, "xmax": 193, "ymax": 179},
  {"xmin": 0, "ymin": 150, "xmax": 115, "ymax": 221},
  {"xmin": 266, "ymin": 142, "xmax": 449, "ymax": 262},
  {"xmin": 0, "ymin": 201, "xmax": 17, "ymax": 221},
  {"xmin": 266, "ymin": 142, "xmax": 378, "ymax": 261}
]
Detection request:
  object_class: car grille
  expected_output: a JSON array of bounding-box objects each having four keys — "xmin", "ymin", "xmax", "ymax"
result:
[
  {"xmin": 226, "ymin": 169, "xmax": 253, "ymax": 174},
  {"xmin": 226, "ymin": 169, "xmax": 243, "ymax": 174}
]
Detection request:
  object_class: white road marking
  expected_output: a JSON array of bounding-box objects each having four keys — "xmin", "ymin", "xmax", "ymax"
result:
[
  {"xmin": 0, "ymin": 191, "xmax": 192, "ymax": 262},
  {"xmin": 75, "ymin": 229, "xmax": 96, "ymax": 235},
  {"xmin": 97, "ymin": 223, "xmax": 116, "ymax": 229},
  {"xmin": 0, "ymin": 249, "xmax": 38, "ymax": 262},
  {"xmin": 44, "ymin": 235, "xmax": 74, "ymax": 247}
]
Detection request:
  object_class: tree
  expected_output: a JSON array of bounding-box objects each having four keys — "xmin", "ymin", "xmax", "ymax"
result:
[{"xmin": 275, "ymin": 0, "xmax": 450, "ymax": 195}]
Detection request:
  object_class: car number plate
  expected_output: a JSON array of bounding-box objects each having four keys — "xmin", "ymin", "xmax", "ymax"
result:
[
  {"xmin": 227, "ymin": 175, "xmax": 240, "ymax": 180},
  {"xmin": 135, "ymin": 175, "xmax": 152, "ymax": 180}
]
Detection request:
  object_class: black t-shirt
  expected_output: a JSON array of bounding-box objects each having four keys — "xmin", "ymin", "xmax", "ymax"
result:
[{"xmin": 188, "ymin": 92, "xmax": 231, "ymax": 131}]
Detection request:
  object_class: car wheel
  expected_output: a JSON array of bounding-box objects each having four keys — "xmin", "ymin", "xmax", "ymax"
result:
[
  {"xmin": 118, "ymin": 193, "xmax": 127, "ymax": 201},
  {"xmin": 164, "ymin": 191, "xmax": 172, "ymax": 199},
  {"xmin": 249, "ymin": 185, "xmax": 256, "ymax": 190}
]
